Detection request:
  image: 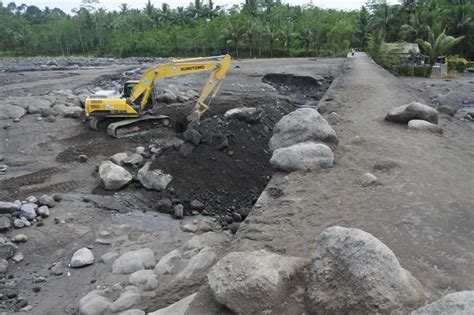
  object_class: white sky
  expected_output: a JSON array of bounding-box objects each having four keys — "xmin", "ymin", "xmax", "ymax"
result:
[{"xmin": 13, "ymin": 0, "xmax": 398, "ymax": 14}]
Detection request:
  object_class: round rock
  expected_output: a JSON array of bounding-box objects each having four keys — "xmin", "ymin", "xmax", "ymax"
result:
[{"xmin": 70, "ymin": 248, "xmax": 94, "ymax": 268}]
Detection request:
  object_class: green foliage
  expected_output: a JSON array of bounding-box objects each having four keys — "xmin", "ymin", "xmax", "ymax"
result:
[
  {"xmin": 416, "ymin": 30, "xmax": 465, "ymax": 66},
  {"xmin": 0, "ymin": 0, "xmax": 472, "ymax": 60}
]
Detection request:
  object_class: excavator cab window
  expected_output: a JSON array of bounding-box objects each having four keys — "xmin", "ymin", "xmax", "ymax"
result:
[{"xmin": 123, "ymin": 80, "xmax": 139, "ymax": 98}]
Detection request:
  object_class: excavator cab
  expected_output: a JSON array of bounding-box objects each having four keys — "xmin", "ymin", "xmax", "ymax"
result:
[{"xmin": 123, "ymin": 80, "xmax": 139, "ymax": 98}]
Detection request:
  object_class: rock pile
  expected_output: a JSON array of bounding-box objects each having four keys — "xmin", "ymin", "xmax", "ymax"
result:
[
  {"xmin": 268, "ymin": 107, "xmax": 338, "ymax": 172},
  {"xmin": 0, "ymin": 194, "xmax": 56, "ymax": 231},
  {"xmin": 385, "ymin": 101, "xmax": 443, "ymax": 134}
]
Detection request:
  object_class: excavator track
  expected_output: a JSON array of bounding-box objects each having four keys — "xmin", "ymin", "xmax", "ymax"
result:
[{"xmin": 89, "ymin": 115, "xmax": 172, "ymax": 138}]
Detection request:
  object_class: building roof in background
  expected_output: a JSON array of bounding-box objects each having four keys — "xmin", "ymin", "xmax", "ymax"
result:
[{"xmin": 383, "ymin": 43, "xmax": 420, "ymax": 55}]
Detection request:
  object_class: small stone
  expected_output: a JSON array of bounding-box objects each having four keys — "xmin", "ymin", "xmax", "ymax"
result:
[
  {"xmin": 98, "ymin": 230, "xmax": 110, "ymax": 237},
  {"xmin": 100, "ymin": 252, "xmax": 118, "ymax": 264},
  {"xmin": 189, "ymin": 200, "xmax": 205, "ymax": 211},
  {"xmin": 53, "ymin": 194, "xmax": 62, "ymax": 202},
  {"xmin": 179, "ymin": 142, "xmax": 195, "ymax": 158},
  {"xmin": 156, "ymin": 198, "xmax": 172, "ymax": 213},
  {"xmin": 38, "ymin": 194, "xmax": 55, "ymax": 207},
  {"xmin": 112, "ymin": 248, "xmax": 155, "ymax": 274},
  {"xmin": 229, "ymin": 222, "xmax": 240, "ymax": 234},
  {"xmin": 70, "ymin": 248, "xmax": 94, "ymax": 268},
  {"xmin": 174, "ymin": 204, "xmax": 184, "ymax": 219},
  {"xmin": 32, "ymin": 286, "xmax": 41, "ymax": 293},
  {"xmin": 109, "ymin": 291, "xmax": 141, "ymax": 313},
  {"xmin": 123, "ymin": 153, "xmax": 144, "ymax": 166},
  {"xmin": 12, "ymin": 252, "xmax": 24, "ymax": 263},
  {"xmin": 0, "ymin": 216, "xmax": 11, "ymax": 231},
  {"xmin": 183, "ymin": 129, "xmax": 202, "ymax": 146},
  {"xmin": 360, "ymin": 173, "xmax": 379, "ymax": 187},
  {"xmin": 135, "ymin": 146, "xmax": 146, "ymax": 155},
  {"xmin": 25, "ymin": 196, "xmax": 37, "ymax": 204},
  {"xmin": 78, "ymin": 155, "xmax": 88, "ymax": 163},
  {"xmin": 0, "ymin": 242, "xmax": 17, "ymax": 259},
  {"xmin": 20, "ymin": 204, "xmax": 36, "ymax": 220},
  {"xmin": 110, "ymin": 152, "xmax": 129, "ymax": 165},
  {"xmin": 36, "ymin": 206, "xmax": 49, "ymax": 218},
  {"xmin": 0, "ymin": 259, "xmax": 8, "ymax": 273},
  {"xmin": 154, "ymin": 250, "xmax": 182, "ymax": 275},
  {"xmin": 232, "ymin": 212, "xmax": 242, "ymax": 223},
  {"xmin": 50, "ymin": 263, "xmax": 64, "ymax": 276},
  {"xmin": 12, "ymin": 234, "xmax": 28, "ymax": 243},
  {"xmin": 20, "ymin": 217, "xmax": 31, "ymax": 227}
]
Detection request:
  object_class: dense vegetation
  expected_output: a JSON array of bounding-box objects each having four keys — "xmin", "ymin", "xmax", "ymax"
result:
[{"xmin": 0, "ymin": 0, "xmax": 472, "ymax": 59}]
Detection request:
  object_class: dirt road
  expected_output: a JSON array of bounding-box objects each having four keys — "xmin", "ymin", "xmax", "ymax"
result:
[{"xmin": 235, "ymin": 53, "xmax": 474, "ymax": 298}]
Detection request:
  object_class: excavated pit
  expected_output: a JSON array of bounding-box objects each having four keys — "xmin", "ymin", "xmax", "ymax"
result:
[{"xmin": 52, "ymin": 74, "xmax": 333, "ymax": 228}]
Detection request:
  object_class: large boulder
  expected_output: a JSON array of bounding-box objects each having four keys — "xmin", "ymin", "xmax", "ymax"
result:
[
  {"xmin": 208, "ymin": 250, "xmax": 309, "ymax": 314},
  {"xmin": 385, "ymin": 102, "xmax": 438, "ymax": 124},
  {"xmin": 0, "ymin": 104, "xmax": 26, "ymax": 120},
  {"xmin": 137, "ymin": 162, "xmax": 172, "ymax": 191},
  {"xmin": 411, "ymin": 291, "xmax": 474, "ymax": 315},
  {"xmin": 112, "ymin": 248, "xmax": 155, "ymax": 274},
  {"xmin": 270, "ymin": 142, "xmax": 334, "ymax": 172},
  {"xmin": 269, "ymin": 108, "xmax": 338, "ymax": 151},
  {"xmin": 99, "ymin": 161, "xmax": 132, "ymax": 190},
  {"xmin": 407, "ymin": 119, "xmax": 443, "ymax": 134},
  {"xmin": 20, "ymin": 203, "xmax": 37, "ymax": 220},
  {"xmin": 306, "ymin": 226, "xmax": 426, "ymax": 314}
]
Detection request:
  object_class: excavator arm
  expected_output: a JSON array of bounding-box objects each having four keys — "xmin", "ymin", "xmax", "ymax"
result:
[{"xmin": 130, "ymin": 55, "xmax": 232, "ymax": 119}]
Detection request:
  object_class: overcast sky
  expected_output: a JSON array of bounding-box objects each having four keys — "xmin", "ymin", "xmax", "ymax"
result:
[{"xmin": 16, "ymin": 0, "xmax": 398, "ymax": 14}]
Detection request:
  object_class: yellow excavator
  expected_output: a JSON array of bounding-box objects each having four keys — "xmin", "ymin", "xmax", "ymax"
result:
[{"xmin": 84, "ymin": 55, "xmax": 232, "ymax": 137}]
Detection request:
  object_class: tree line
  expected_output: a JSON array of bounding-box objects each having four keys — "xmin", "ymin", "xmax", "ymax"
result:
[{"xmin": 0, "ymin": 0, "xmax": 472, "ymax": 60}]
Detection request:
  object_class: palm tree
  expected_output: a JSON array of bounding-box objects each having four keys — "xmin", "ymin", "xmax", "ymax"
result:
[
  {"xmin": 279, "ymin": 23, "xmax": 297, "ymax": 57},
  {"xmin": 368, "ymin": 1, "xmax": 393, "ymax": 40},
  {"xmin": 416, "ymin": 30, "xmax": 464, "ymax": 68},
  {"xmin": 264, "ymin": 25, "xmax": 279, "ymax": 58},
  {"xmin": 400, "ymin": 10, "xmax": 430, "ymax": 42},
  {"xmin": 298, "ymin": 27, "xmax": 314, "ymax": 53},
  {"xmin": 244, "ymin": 21, "xmax": 259, "ymax": 57},
  {"xmin": 222, "ymin": 23, "xmax": 245, "ymax": 57}
]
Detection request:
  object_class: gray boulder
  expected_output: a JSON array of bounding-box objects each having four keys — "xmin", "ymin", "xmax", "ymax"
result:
[
  {"xmin": 112, "ymin": 248, "xmax": 155, "ymax": 274},
  {"xmin": 38, "ymin": 194, "xmax": 56, "ymax": 207},
  {"xmin": 37, "ymin": 206, "xmax": 50, "ymax": 218},
  {"xmin": 70, "ymin": 248, "xmax": 94, "ymax": 268},
  {"xmin": 154, "ymin": 249, "xmax": 182, "ymax": 275},
  {"xmin": 99, "ymin": 161, "xmax": 133, "ymax": 190},
  {"xmin": 411, "ymin": 291, "xmax": 474, "ymax": 315},
  {"xmin": 0, "ymin": 259, "xmax": 8, "ymax": 273},
  {"xmin": 270, "ymin": 142, "xmax": 334, "ymax": 172},
  {"xmin": 110, "ymin": 152, "xmax": 129, "ymax": 165},
  {"xmin": 306, "ymin": 226, "xmax": 426, "ymax": 314},
  {"xmin": 27, "ymin": 99, "xmax": 52, "ymax": 114},
  {"xmin": 0, "ymin": 104, "xmax": 26, "ymax": 120},
  {"xmin": 224, "ymin": 107, "xmax": 262, "ymax": 123},
  {"xmin": 109, "ymin": 291, "xmax": 141, "ymax": 313},
  {"xmin": 0, "ymin": 242, "xmax": 17, "ymax": 259},
  {"xmin": 79, "ymin": 290, "xmax": 111, "ymax": 315},
  {"xmin": 128, "ymin": 269, "xmax": 158, "ymax": 291},
  {"xmin": 176, "ymin": 247, "xmax": 217, "ymax": 280},
  {"xmin": 0, "ymin": 201, "xmax": 21, "ymax": 214},
  {"xmin": 0, "ymin": 216, "xmax": 11, "ymax": 231},
  {"xmin": 183, "ymin": 129, "xmax": 202, "ymax": 146},
  {"xmin": 123, "ymin": 153, "xmax": 144, "ymax": 166},
  {"xmin": 149, "ymin": 293, "xmax": 197, "ymax": 315},
  {"xmin": 20, "ymin": 204, "xmax": 37, "ymax": 220},
  {"xmin": 456, "ymin": 107, "xmax": 474, "ymax": 120},
  {"xmin": 208, "ymin": 250, "xmax": 309, "ymax": 314},
  {"xmin": 385, "ymin": 102, "xmax": 438, "ymax": 124},
  {"xmin": 156, "ymin": 198, "xmax": 172, "ymax": 213},
  {"xmin": 408, "ymin": 120, "xmax": 443, "ymax": 134},
  {"xmin": 269, "ymin": 108, "xmax": 338, "ymax": 151},
  {"xmin": 137, "ymin": 162, "xmax": 172, "ymax": 191},
  {"xmin": 52, "ymin": 104, "xmax": 83, "ymax": 118},
  {"xmin": 157, "ymin": 91, "xmax": 178, "ymax": 104}
]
